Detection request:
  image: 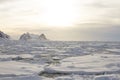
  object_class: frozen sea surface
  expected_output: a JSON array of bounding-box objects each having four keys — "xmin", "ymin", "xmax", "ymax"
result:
[{"xmin": 0, "ymin": 40, "xmax": 120, "ymax": 80}]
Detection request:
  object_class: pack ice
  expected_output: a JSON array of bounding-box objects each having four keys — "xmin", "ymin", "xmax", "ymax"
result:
[{"xmin": 0, "ymin": 32, "xmax": 119, "ymax": 80}]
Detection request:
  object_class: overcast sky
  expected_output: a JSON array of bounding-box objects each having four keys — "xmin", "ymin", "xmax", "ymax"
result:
[{"xmin": 0, "ymin": 0, "xmax": 120, "ymax": 41}]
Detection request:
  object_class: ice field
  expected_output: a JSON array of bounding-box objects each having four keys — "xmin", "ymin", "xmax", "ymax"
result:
[{"xmin": 0, "ymin": 40, "xmax": 120, "ymax": 80}]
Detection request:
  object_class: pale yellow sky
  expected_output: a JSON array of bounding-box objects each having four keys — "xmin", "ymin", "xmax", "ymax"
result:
[{"xmin": 0, "ymin": 0, "xmax": 120, "ymax": 41}]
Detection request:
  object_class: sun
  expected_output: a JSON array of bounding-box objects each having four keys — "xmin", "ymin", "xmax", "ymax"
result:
[{"xmin": 39, "ymin": 0, "xmax": 80, "ymax": 27}]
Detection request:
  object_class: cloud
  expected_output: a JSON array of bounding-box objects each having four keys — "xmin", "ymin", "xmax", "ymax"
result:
[
  {"xmin": 86, "ymin": 1, "xmax": 107, "ymax": 8},
  {"xmin": 0, "ymin": 0, "xmax": 15, "ymax": 5},
  {"xmin": 86, "ymin": 0, "xmax": 120, "ymax": 8},
  {"xmin": 79, "ymin": 0, "xmax": 120, "ymax": 26},
  {"xmin": 1, "ymin": 0, "xmax": 120, "ymax": 26},
  {"xmin": 0, "ymin": 0, "xmax": 120, "ymax": 41},
  {"xmin": 0, "ymin": 0, "xmax": 12, "ymax": 3}
]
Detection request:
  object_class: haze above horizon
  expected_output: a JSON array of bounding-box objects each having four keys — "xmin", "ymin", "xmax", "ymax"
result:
[{"xmin": 0, "ymin": 0, "xmax": 120, "ymax": 41}]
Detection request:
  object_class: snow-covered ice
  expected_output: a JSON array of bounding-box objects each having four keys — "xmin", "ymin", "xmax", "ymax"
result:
[
  {"xmin": 0, "ymin": 40, "xmax": 120, "ymax": 80},
  {"xmin": 44, "ymin": 54, "xmax": 120, "ymax": 75}
]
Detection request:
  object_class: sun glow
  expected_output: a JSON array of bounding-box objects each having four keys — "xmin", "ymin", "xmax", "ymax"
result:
[
  {"xmin": 0, "ymin": 0, "xmax": 87, "ymax": 28},
  {"xmin": 38, "ymin": 0, "xmax": 81, "ymax": 27}
]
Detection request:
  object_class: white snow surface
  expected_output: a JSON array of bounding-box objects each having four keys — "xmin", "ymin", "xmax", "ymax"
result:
[
  {"xmin": 0, "ymin": 61, "xmax": 43, "ymax": 75},
  {"xmin": 45, "ymin": 54, "xmax": 120, "ymax": 74},
  {"xmin": 0, "ymin": 40, "xmax": 120, "ymax": 80}
]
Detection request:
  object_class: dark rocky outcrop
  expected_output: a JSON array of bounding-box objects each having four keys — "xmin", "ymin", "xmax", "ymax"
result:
[
  {"xmin": 19, "ymin": 33, "xmax": 48, "ymax": 41},
  {"xmin": 19, "ymin": 32, "xmax": 31, "ymax": 41},
  {"xmin": 39, "ymin": 34, "xmax": 48, "ymax": 40},
  {"xmin": 0, "ymin": 31, "xmax": 10, "ymax": 39}
]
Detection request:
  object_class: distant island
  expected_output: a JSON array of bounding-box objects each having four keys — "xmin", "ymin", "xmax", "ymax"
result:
[
  {"xmin": 0, "ymin": 31, "xmax": 48, "ymax": 41},
  {"xmin": 19, "ymin": 32, "xmax": 48, "ymax": 41}
]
